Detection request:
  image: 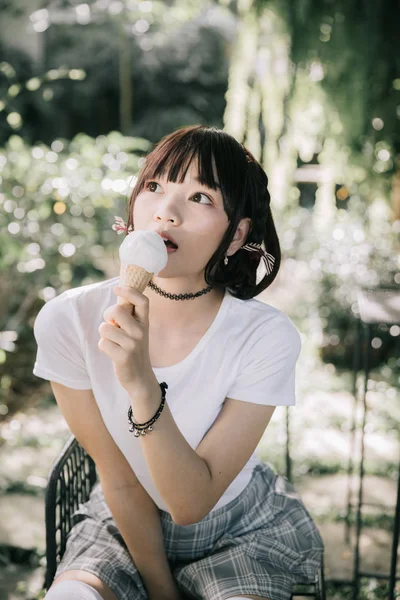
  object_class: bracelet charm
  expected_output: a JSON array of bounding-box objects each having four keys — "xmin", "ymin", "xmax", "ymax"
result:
[{"xmin": 128, "ymin": 382, "xmax": 168, "ymax": 437}]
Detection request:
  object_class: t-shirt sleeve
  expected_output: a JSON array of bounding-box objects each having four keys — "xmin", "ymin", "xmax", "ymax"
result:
[
  {"xmin": 33, "ymin": 292, "xmax": 92, "ymax": 390},
  {"xmin": 227, "ymin": 315, "xmax": 302, "ymax": 406}
]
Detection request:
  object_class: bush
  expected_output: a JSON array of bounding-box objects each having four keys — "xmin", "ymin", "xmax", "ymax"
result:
[
  {"xmin": 0, "ymin": 131, "xmax": 151, "ymax": 421},
  {"xmin": 286, "ymin": 199, "xmax": 400, "ymax": 372}
]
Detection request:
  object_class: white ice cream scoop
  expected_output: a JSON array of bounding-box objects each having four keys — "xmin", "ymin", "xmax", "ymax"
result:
[{"xmin": 118, "ymin": 230, "xmax": 168, "ymax": 274}]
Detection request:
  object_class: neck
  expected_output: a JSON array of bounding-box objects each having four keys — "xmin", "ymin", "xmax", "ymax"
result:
[{"xmin": 143, "ymin": 276, "xmax": 225, "ymax": 332}]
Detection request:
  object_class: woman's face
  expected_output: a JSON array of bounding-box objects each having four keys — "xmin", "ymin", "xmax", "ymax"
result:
[{"xmin": 132, "ymin": 159, "xmax": 229, "ymax": 282}]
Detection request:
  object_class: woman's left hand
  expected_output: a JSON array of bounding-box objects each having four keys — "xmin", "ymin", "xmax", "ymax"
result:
[{"xmin": 98, "ymin": 285, "xmax": 155, "ymax": 394}]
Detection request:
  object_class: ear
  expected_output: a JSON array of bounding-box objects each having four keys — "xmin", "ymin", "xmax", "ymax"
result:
[{"xmin": 226, "ymin": 218, "xmax": 252, "ymax": 257}]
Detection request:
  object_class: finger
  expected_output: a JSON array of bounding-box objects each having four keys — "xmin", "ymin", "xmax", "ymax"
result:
[
  {"xmin": 103, "ymin": 302, "xmax": 133, "ymax": 324},
  {"xmin": 113, "ymin": 286, "xmax": 149, "ymax": 325},
  {"xmin": 103, "ymin": 304, "xmax": 140, "ymax": 334},
  {"xmin": 98, "ymin": 321, "xmax": 135, "ymax": 348},
  {"xmin": 104, "ymin": 293, "xmax": 135, "ymax": 327},
  {"xmin": 97, "ymin": 336, "xmax": 126, "ymax": 361}
]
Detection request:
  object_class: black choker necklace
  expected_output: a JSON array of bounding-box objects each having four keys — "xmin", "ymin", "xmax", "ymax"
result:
[{"xmin": 148, "ymin": 280, "xmax": 213, "ymax": 301}]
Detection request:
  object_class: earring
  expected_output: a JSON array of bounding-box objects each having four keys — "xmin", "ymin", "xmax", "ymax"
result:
[{"xmin": 224, "ymin": 255, "xmax": 229, "ymax": 266}]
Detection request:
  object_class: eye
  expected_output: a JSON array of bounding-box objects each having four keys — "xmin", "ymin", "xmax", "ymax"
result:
[
  {"xmin": 191, "ymin": 192, "xmax": 213, "ymax": 205},
  {"xmin": 146, "ymin": 181, "xmax": 162, "ymax": 193}
]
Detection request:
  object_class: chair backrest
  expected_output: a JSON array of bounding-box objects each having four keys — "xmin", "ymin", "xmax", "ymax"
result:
[{"xmin": 44, "ymin": 435, "xmax": 97, "ymax": 590}]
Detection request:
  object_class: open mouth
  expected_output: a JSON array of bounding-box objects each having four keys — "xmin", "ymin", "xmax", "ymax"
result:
[{"xmin": 163, "ymin": 240, "xmax": 178, "ymax": 250}]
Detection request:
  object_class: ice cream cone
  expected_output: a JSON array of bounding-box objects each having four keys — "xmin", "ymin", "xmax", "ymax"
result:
[{"xmin": 117, "ymin": 263, "xmax": 153, "ymax": 309}]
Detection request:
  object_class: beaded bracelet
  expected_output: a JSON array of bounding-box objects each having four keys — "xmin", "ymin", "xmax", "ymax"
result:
[{"xmin": 128, "ymin": 382, "xmax": 168, "ymax": 437}]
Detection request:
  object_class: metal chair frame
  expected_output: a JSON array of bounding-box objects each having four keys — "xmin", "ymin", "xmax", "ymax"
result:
[
  {"xmin": 44, "ymin": 435, "xmax": 97, "ymax": 591},
  {"xmin": 44, "ymin": 435, "xmax": 326, "ymax": 598}
]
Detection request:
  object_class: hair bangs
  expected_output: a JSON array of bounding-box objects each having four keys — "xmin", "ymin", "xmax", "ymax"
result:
[{"xmin": 143, "ymin": 129, "xmax": 221, "ymax": 194}]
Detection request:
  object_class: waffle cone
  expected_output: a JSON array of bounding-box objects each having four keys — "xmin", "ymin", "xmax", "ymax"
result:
[{"xmin": 117, "ymin": 263, "xmax": 153, "ymax": 309}]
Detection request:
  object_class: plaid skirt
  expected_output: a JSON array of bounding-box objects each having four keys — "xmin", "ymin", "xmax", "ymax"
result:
[{"xmin": 54, "ymin": 461, "xmax": 324, "ymax": 600}]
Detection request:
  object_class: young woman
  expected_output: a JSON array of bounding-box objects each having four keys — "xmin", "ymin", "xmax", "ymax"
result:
[{"xmin": 34, "ymin": 125, "xmax": 324, "ymax": 600}]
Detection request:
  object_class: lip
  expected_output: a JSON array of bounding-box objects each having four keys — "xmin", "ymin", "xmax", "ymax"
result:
[
  {"xmin": 155, "ymin": 230, "xmax": 179, "ymax": 248},
  {"xmin": 166, "ymin": 245, "xmax": 178, "ymax": 254}
]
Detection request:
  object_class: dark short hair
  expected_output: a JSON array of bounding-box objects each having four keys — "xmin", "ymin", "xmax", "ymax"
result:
[{"xmin": 126, "ymin": 124, "xmax": 281, "ymax": 300}]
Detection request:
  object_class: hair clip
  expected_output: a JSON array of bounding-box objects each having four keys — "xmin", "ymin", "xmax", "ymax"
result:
[
  {"xmin": 112, "ymin": 216, "xmax": 133, "ymax": 234},
  {"xmin": 241, "ymin": 242, "xmax": 275, "ymax": 275}
]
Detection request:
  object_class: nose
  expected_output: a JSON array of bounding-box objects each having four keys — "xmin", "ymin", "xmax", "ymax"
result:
[{"xmin": 153, "ymin": 192, "xmax": 182, "ymax": 225}]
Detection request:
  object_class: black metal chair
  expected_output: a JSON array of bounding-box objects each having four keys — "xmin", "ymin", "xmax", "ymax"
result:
[
  {"xmin": 44, "ymin": 435, "xmax": 97, "ymax": 591},
  {"xmin": 44, "ymin": 435, "xmax": 326, "ymax": 599}
]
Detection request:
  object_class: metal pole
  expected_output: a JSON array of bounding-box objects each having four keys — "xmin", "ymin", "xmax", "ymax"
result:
[
  {"xmin": 389, "ymin": 456, "xmax": 400, "ymax": 600},
  {"xmin": 352, "ymin": 323, "xmax": 371, "ymax": 600},
  {"xmin": 345, "ymin": 317, "xmax": 361, "ymax": 545}
]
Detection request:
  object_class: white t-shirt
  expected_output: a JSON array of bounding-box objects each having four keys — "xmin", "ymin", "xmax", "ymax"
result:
[{"xmin": 33, "ymin": 275, "xmax": 302, "ymax": 513}]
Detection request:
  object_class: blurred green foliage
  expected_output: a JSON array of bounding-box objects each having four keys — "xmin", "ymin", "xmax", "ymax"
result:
[
  {"xmin": 0, "ymin": 131, "xmax": 151, "ymax": 420},
  {"xmin": 0, "ymin": 0, "xmax": 234, "ymax": 145},
  {"xmin": 221, "ymin": 0, "xmax": 400, "ymax": 384},
  {"xmin": 255, "ymin": 0, "xmax": 400, "ymax": 155},
  {"xmin": 281, "ymin": 198, "xmax": 400, "ymax": 371}
]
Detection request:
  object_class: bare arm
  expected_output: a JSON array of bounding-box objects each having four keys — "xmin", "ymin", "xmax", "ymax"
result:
[
  {"xmin": 131, "ymin": 381, "xmax": 276, "ymax": 524},
  {"xmin": 50, "ymin": 381, "xmax": 183, "ymax": 600},
  {"xmin": 100, "ymin": 476, "xmax": 181, "ymax": 600}
]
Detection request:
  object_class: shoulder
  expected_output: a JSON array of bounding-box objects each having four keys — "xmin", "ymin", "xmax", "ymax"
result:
[
  {"xmin": 34, "ymin": 276, "xmax": 119, "ymax": 333},
  {"xmin": 43, "ymin": 275, "xmax": 118, "ymax": 310},
  {"xmin": 227, "ymin": 294, "xmax": 302, "ymax": 350},
  {"xmin": 61, "ymin": 275, "xmax": 119, "ymax": 305}
]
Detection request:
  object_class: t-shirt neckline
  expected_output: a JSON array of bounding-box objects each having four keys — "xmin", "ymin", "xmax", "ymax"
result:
[{"xmin": 152, "ymin": 287, "xmax": 232, "ymax": 373}]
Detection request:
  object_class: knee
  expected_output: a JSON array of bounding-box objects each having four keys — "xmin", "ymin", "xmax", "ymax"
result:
[{"xmin": 44, "ymin": 580, "xmax": 105, "ymax": 599}]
